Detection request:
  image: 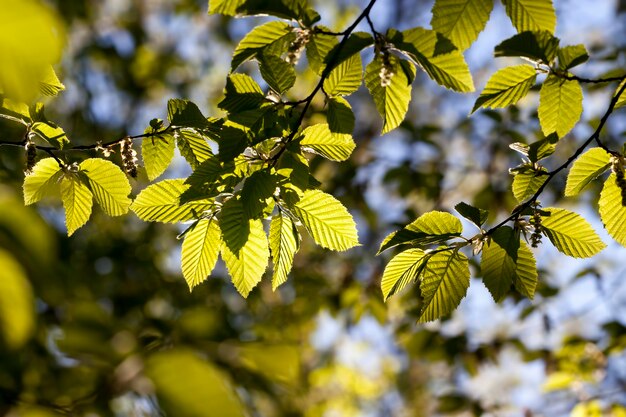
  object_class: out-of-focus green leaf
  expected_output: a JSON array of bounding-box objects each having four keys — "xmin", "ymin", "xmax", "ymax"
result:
[{"xmin": 0, "ymin": 249, "xmax": 34, "ymax": 350}]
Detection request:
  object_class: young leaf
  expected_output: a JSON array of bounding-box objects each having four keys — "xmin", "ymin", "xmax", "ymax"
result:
[
  {"xmin": 31, "ymin": 121, "xmax": 69, "ymax": 149},
  {"xmin": 454, "ymin": 202, "xmax": 488, "ymax": 227},
  {"xmin": 181, "ymin": 218, "xmax": 221, "ymax": 290},
  {"xmin": 364, "ymin": 55, "xmax": 414, "ymax": 134},
  {"xmin": 472, "ymin": 65, "xmax": 536, "ymax": 113},
  {"xmin": 221, "ymin": 218, "xmax": 269, "ymax": 298},
  {"xmin": 599, "ymin": 173, "xmax": 626, "ymax": 247},
  {"xmin": 167, "ymin": 99, "xmax": 210, "ymax": 130},
  {"xmin": 323, "ymin": 54, "xmax": 363, "ymax": 97},
  {"xmin": 209, "ymin": 0, "xmax": 320, "ymax": 26},
  {"xmin": 269, "ymin": 211, "xmax": 300, "ymax": 290},
  {"xmin": 388, "ymin": 27, "xmax": 474, "ymax": 93},
  {"xmin": 23, "ymin": 158, "xmax": 63, "ymax": 205},
  {"xmin": 430, "ymin": 0, "xmax": 493, "ymax": 50},
  {"xmin": 557, "ymin": 44, "xmax": 589, "ymax": 70},
  {"xmin": 292, "ymin": 189, "xmax": 359, "ymax": 251},
  {"xmin": 512, "ymin": 239, "xmax": 538, "ymax": 299},
  {"xmin": 142, "ymin": 134, "xmax": 175, "ymax": 181},
  {"xmin": 131, "ymin": 179, "xmax": 212, "ymax": 223},
  {"xmin": 419, "ymin": 250, "xmax": 470, "ymax": 322},
  {"xmin": 538, "ymin": 74, "xmax": 583, "ymax": 138},
  {"xmin": 540, "ymin": 207, "xmax": 606, "ymax": 258},
  {"xmin": 39, "ymin": 66, "xmax": 65, "ymax": 97},
  {"xmin": 502, "ymin": 0, "xmax": 556, "ymax": 33},
  {"xmin": 512, "ymin": 170, "xmax": 547, "ymax": 202},
  {"xmin": 79, "ymin": 159, "xmax": 131, "ymax": 216},
  {"xmin": 258, "ymin": 54, "xmax": 296, "ymax": 94},
  {"xmin": 231, "ymin": 21, "xmax": 293, "ymax": 71},
  {"xmin": 240, "ymin": 170, "xmax": 278, "ymax": 219},
  {"xmin": 299, "ymin": 123, "xmax": 356, "ymax": 162},
  {"xmin": 323, "ymin": 32, "xmax": 373, "ymax": 75},
  {"xmin": 565, "ymin": 147, "xmax": 611, "ymax": 197},
  {"xmin": 219, "ymin": 197, "xmax": 250, "ymax": 254},
  {"xmin": 378, "ymin": 211, "xmax": 463, "ymax": 254},
  {"xmin": 327, "ymin": 96, "xmax": 355, "ymax": 135},
  {"xmin": 218, "ymin": 74, "xmax": 265, "ymax": 114},
  {"xmin": 60, "ymin": 174, "xmax": 93, "ymax": 236},
  {"xmin": 185, "ymin": 155, "xmax": 223, "ymax": 188},
  {"xmin": 177, "ymin": 129, "xmax": 213, "ymax": 169},
  {"xmin": 306, "ymin": 30, "xmax": 338, "ymax": 75},
  {"xmin": 494, "ymin": 31, "xmax": 559, "ymax": 64},
  {"xmin": 381, "ymin": 248, "xmax": 427, "ymax": 301}
]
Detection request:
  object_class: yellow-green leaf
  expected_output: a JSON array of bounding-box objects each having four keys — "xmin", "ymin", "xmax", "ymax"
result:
[
  {"xmin": 181, "ymin": 219, "xmax": 221, "ymax": 290},
  {"xmin": 538, "ymin": 74, "xmax": 583, "ymax": 138},
  {"xmin": 327, "ymin": 96, "xmax": 355, "ymax": 135},
  {"xmin": 80, "ymin": 158, "xmax": 131, "ymax": 216},
  {"xmin": 565, "ymin": 147, "xmax": 611, "ymax": 197},
  {"xmin": 39, "ymin": 65, "xmax": 65, "ymax": 96},
  {"xmin": 259, "ymin": 54, "xmax": 296, "ymax": 94},
  {"xmin": 324, "ymin": 54, "xmax": 363, "ymax": 96},
  {"xmin": 269, "ymin": 212, "xmax": 300, "ymax": 290},
  {"xmin": 431, "ymin": 0, "xmax": 493, "ymax": 50},
  {"xmin": 131, "ymin": 179, "xmax": 212, "ymax": 223},
  {"xmin": 31, "ymin": 121, "xmax": 69, "ymax": 149},
  {"xmin": 0, "ymin": 249, "xmax": 35, "ymax": 350},
  {"xmin": 541, "ymin": 207, "xmax": 606, "ymax": 258},
  {"xmin": 513, "ymin": 240, "xmax": 538, "ymax": 299},
  {"xmin": 292, "ymin": 189, "xmax": 359, "ymax": 251},
  {"xmin": 599, "ymin": 173, "xmax": 626, "ymax": 247},
  {"xmin": 512, "ymin": 170, "xmax": 547, "ymax": 202},
  {"xmin": 615, "ymin": 78, "xmax": 626, "ymax": 109},
  {"xmin": 23, "ymin": 158, "xmax": 62, "ymax": 205},
  {"xmin": 177, "ymin": 129, "xmax": 214, "ymax": 169},
  {"xmin": 299, "ymin": 123, "xmax": 355, "ymax": 162},
  {"xmin": 221, "ymin": 218, "xmax": 269, "ymax": 297},
  {"xmin": 502, "ymin": 0, "xmax": 556, "ymax": 33},
  {"xmin": 557, "ymin": 44, "xmax": 589, "ymax": 70},
  {"xmin": 381, "ymin": 248, "xmax": 427, "ymax": 301},
  {"xmin": 419, "ymin": 250, "xmax": 470, "ymax": 322},
  {"xmin": 142, "ymin": 134, "xmax": 175, "ymax": 181},
  {"xmin": 472, "ymin": 65, "xmax": 536, "ymax": 112},
  {"xmin": 231, "ymin": 21, "xmax": 293, "ymax": 71},
  {"xmin": 60, "ymin": 174, "xmax": 93, "ymax": 236}
]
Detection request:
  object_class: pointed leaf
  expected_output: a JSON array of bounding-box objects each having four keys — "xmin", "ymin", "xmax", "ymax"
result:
[
  {"xmin": 269, "ymin": 212, "xmax": 300, "ymax": 290},
  {"xmin": 495, "ymin": 31, "xmax": 559, "ymax": 63},
  {"xmin": 240, "ymin": 170, "xmax": 278, "ymax": 219},
  {"xmin": 378, "ymin": 211, "xmax": 462, "ymax": 254},
  {"xmin": 291, "ymin": 189, "xmax": 359, "ymax": 251},
  {"xmin": 79, "ymin": 159, "xmax": 131, "ymax": 216},
  {"xmin": 512, "ymin": 170, "xmax": 547, "ymax": 202},
  {"xmin": 231, "ymin": 21, "xmax": 293, "ymax": 71},
  {"xmin": 419, "ymin": 250, "xmax": 470, "ymax": 322},
  {"xmin": 299, "ymin": 123, "xmax": 355, "ymax": 162},
  {"xmin": 222, "ymin": 218, "xmax": 269, "ymax": 297},
  {"xmin": 23, "ymin": 158, "xmax": 63, "ymax": 205},
  {"xmin": 327, "ymin": 96, "xmax": 355, "ymax": 135},
  {"xmin": 538, "ymin": 74, "xmax": 583, "ymax": 138},
  {"xmin": 472, "ymin": 65, "xmax": 536, "ymax": 112},
  {"xmin": 219, "ymin": 198, "xmax": 249, "ymax": 254},
  {"xmin": 181, "ymin": 219, "xmax": 221, "ymax": 290},
  {"xmin": 541, "ymin": 207, "xmax": 606, "ymax": 258},
  {"xmin": 306, "ymin": 30, "xmax": 338, "ymax": 74},
  {"xmin": 143, "ymin": 134, "xmax": 175, "ymax": 181},
  {"xmin": 209, "ymin": 0, "xmax": 320, "ymax": 26},
  {"xmin": 60, "ymin": 174, "xmax": 93, "ymax": 236},
  {"xmin": 39, "ymin": 66, "xmax": 65, "ymax": 97},
  {"xmin": 323, "ymin": 54, "xmax": 363, "ymax": 97},
  {"xmin": 259, "ymin": 54, "xmax": 296, "ymax": 94},
  {"xmin": 131, "ymin": 179, "xmax": 213, "ymax": 223},
  {"xmin": 177, "ymin": 129, "xmax": 213, "ymax": 169},
  {"xmin": 455, "ymin": 202, "xmax": 488, "ymax": 227},
  {"xmin": 615, "ymin": 79, "xmax": 626, "ymax": 110},
  {"xmin": 502, "ymin": 0, "xmax": 556, "ymax": 33},
  {"xmin": 558, "ymin": 44, "xmax": 589, "ymax": 70},
  {"xmin": 167, "ymin": 99, "xmax": 210, "ymax": 129},
  {"xmin": 31, "ymin": 121, "xmax": 69, "ymax": 149},
  {"xmin": 364, "ymin": 55, "xmax": 414, "ymax": 134},
  {"xmin": 481, "ymin": 226, "xmax": 517, "ymax": 301},
  {"xmin": 218, "ymin": 74, "xmax": 265, "ymax": 114},
  {"xmin": 565, "ymin": 147, "xmax": 611, "ymax": 197},
  {"xmin": 513, "ymin": 240, "xmax": 538, "ymax": 299},
  {"xmin": 323, "ymin": 32, "xmax": 373, "ymax": 74},
  {"xmin": 599, "ymin": 173, "xmax": 626, "ymax": 247},
  {"xmin": 381, "ymin": 248, "xmax": 427, "ymax": 301},
  {"xmin": 431, "ymin": 0, "xmax": 493, "ymax": 50}
]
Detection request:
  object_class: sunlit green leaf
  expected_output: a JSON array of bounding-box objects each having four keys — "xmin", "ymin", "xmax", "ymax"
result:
[
  {"xmin": 80, "ymin": 159, "xmax": 131, "ymax": 216},
  {"xmin": 259, "ymin": 54, "xmax": 296, "ymax": 94},
  {"xmin": 472, "ymin": 65, "xmax": 536, "ymax": 112},
  {"xmin": 23, "ymin": 158, "xmax": 63, "ymax": 205},
  {"xmin": 512, "ymin": 169, "xmax": 547, "ymax": 202},
  {"xmin": 599, "ymin": 173, "xmax": 626, "ymax": 247},
  {"xmin": 299, "ymin": 123, "xmax": 355, "ymax": 162},
  {"xmin": 565, "ymin": 147, "xmax": 611, "ymax": 197},
  {"xmin": 177, "ymin": 129, "xmax": 214, "ymax": 169},
  {"xmin": 513, "ymin": 239, "xmax": 538, "ymax": 299},
  {"xmin": 209, "ymin": 0, "xmax": 320, "ymax": 26},
  {"xmin": 615, "ymin": 79, "xmax": 626, "ymax": 109},
  {"xmin": 454, "ymin": 202, "xmax": 488, "ymax": 227},
  {"xmin": 60, "ymin": 174, "xmax": 93, "ymax": 236},
  {"xmin": 218, "ymin": 74, "xmax": 265, "ymax": 114},
  {"xmin": 431, "ymin": 0, "xmax": 493, "ymax": 50},
  {"xmin": 240, "ymin": 170, "xmax": 278, "ymax": 219},
  {"xmin": 495, "ymin": 31, "xmax": 559, "ymax": 63},
  {"xmin": 538, "ymin": 74, "xmax": 583, "ymax": 138},
  {"xmin": 327, "ymin": 96, "xmax": 355, "ymax": 135},
  {"xmin": 541, "ymin": 207, "xmax": 605, "ymax": 258},
  {"xmin": 231, "ymin": 21, "xmax": 293, "ymax": 71},
  {"xmin": 220, "ymin": 197, "xmax": 249, "ymax": 254},
  {"xmin": 142, "ymin": 134, "xmax": 175, "ymax": 181},
  {"xmin": 502, "ymin": 0, "xmax": 556, "ymax": 33},
  {"xmin": 324, "ymin": 32, "xmax": 373, "ymax": 75},
  {"xmin": 39, "ymin": 66, "xmax": 65, "ymax": 96},
  {"xmin": 306, "ymin": 30, "xmax": 338, "ymax": 74},
  {"xmin": 557, "ymin": 44, "xmax": 589, "ymax": 70},
  {"xmin": 167, "ymin": 99, "xmax": 211, "ymax": 129},
  {"xmin": 181, "ymin": 218, "xmax": 221, "ymax": 290},
  {"xmin": 381, "ymin": 248, "xmax": 427, "ymax": 301},
  {"xmin": 131, "ymin": 179, "xmax": 212, "ymax": 223},
  {"xmin": 269, "ymin": 211, "xmax": 300, "ymax": 290},
  {"xmin": 31, "ymin": 121, "xmax": 69, "ymax": 149},
  {"xmin": 324, "ymin": 54, "xmax": 362, "ymax": 96}
]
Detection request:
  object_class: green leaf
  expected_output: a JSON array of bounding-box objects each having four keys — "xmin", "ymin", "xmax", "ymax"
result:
[
  {"xmin": 177, "ymin": 129, "xmax": 214, "ymax": 169},
  {"xmin": 231, "ymin": 21, "xmax": 293, "ymax": 71},
  {"xmin": 472, "ymin": 65, "xmax": 536, "ymax": 113},
  {"xmin": 275, "ymin": 151, "xmax": 310, "ymax": 193},
  {"xmin": 538, "ymin": 74, "xmax": 583, "ymax": 138},
  {"xmin": 502, "ymin": 0, "xmax": 556, "ymax": 33},
  {"xmin": 216, "ymin": 123, "xmax": 249, "ymax": 162},
  {"xmin": 291, "ymin": 189, "xmax": 359, "ymax": 251},
  {"xmin": 208, "ymin": 0, "xmax": 320, "ymax": 26},
  {"xmin": 557, "ymin": 44, "xmax": 589, "ymax": 70},
  {"xmin": 364, "ymin": 55, "xmax": 414, "ymax": 134},
  {"xmin": 167, "ymin": 99, "xmax": 211, "ymax": 129},
  {"xmin": 378, "ymin": 211, "xmax": 462, "ymax": 254},
  {"xmin": 259, "ymin": 54, "xmax": 296, "ymax": 94},
  {"xmin": 381, "ymin": 248, "xmax": 427, "ymax": 301},
  {"xmin": 219, "ymin": 197, "xmax": 249, "ymax": 254},
  {"xmin": 306, "ymin": 30, "xmax": 338, "ymax": 75},
  {"xmin": 221, "ymin": 218, "xmax": 269, "ymax": 297},
  {"xmin": 494, "ymin": 31, "xmax": 559, "ymax": 63},
  {"xmin": 79, "ymin": 159, "xmax": 131, "ymax": 216},
  {"xmin": 324, "ymin": 32, "xmax": 373, "ymax": 75},
  {"xmin": 299, "ymin": 123, "xmax": 355, "ymax": 162},
  {"xmin": 599, "ymin": 173, "xmax": 626, "ymax": 247},
  {"xmin": 240, "ymin": 170, "xmax": 278, "ymax": 219},
  {"xmin": 327, "ymin": 96, "xmax": 355, "ymax": 134},
  {"xmin": 181, "ymin": 219, "xmax": 221, "ymax": 290},
  {"xmin": 269, "ymin": 211, "xmax": 300, "ymax": 290},
  {"xmin": 142, "ymin": 134, "xmax": 175, "ymax": 181},
  {"xmin": 39, "ymin": 66, "xmax": 65, "ymax": 96},
  {"xmin": 615, "ymin": 79, "xmax": 626, "ymax": 110},
  {"xmin": 131, "ymin": 179, "xmax": 213, "ymax": 223},
  {"xmin": 419, "ymin": 250, "xmax": 470, "ymax": 322},
  {"xmin": 565, "ymin": 147, "xmax": 611, "ymax": 197},
  {"xmin": 218, "ymin": 74, "xmax": 265, "ymax": 114},
  {"xmin": 454, "ymin": 202, "xmax": 488, "ymax": 227},
  {"xmin": 31, "ymin": 121, "xmax": 69, "ymax": 149},
  {"xmin": 513, "ymin": 239, "xmax": 538, "ymax": 299},
  {"xmin": 323, "ymin": 54, "xmax": 362, "ymax": 97},
  {"xmin": 23, "ymin": 158, "xmax": 63, "ymax": 205},
  {"xmin": 388, "ymin": 27, "xmax": 474, "ymax": 92},
  {"xmin": 541, "ymin": 207, "xmax": 606, "ymax": 258},
  {"xmin": 0, "ymin": 250, "xmax": 35, "ymax": 350},
  {"xmin": 527, "ymin": 133, "xmax": 558, "ymax": 162},
  {"xmin": 512, "ymin": 170, "xmax": 547, "ymax": 202},
  {"xmin": 431, "ymin": 0, "xmax": 493, "ymax": 50},
  {"xmin": 60, "ymin": 174, "xmax": 93, "ymax": 236},
  {"xmin": 185, "ymin": 155, "xmax": 223, "ymax": 189}
]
